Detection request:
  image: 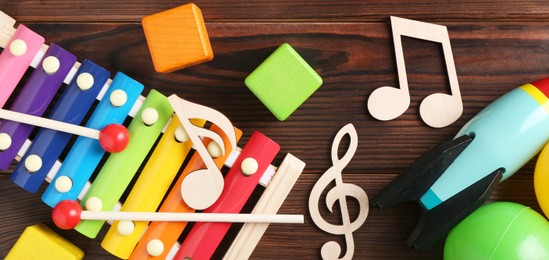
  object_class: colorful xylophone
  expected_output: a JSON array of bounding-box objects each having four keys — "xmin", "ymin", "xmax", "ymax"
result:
[{"xmin": 0, "ymin": 10, "xmax": 306, "ymax": 260}]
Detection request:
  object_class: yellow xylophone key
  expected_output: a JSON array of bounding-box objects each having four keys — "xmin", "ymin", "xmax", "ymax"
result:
[
  {"xmin": 130, "ymin": 125, "xmax": 242, "ymax": 259},
  {"xmin": 100, "ymin": 116, "xmax": 205, "ymax": 259}
]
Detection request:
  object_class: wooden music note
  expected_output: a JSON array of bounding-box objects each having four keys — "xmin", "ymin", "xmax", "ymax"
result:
[
  {"xmin": 168, "ymin": 95, "xmax": 237, "ymax": 210},
  {"xmin": 308, "ymin": 123, "xmax": 369, "ymax": 260},
  {"xmin": 367, "ymin": 16, "xmax": 462, "ymax": 128}
]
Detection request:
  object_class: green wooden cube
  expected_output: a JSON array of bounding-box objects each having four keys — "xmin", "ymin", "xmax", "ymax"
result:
[{"xmin": 245, "ymin": 43, "xmax": 323, "ymax": 121}]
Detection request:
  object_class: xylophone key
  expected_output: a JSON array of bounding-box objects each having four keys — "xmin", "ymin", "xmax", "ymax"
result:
[
  {"xmin": 42, "ymin": 72, "xmax": 143, "ymax": 208},
  {"xmin": 10, "ymin": 59, "xmax": 109, "ymax": 192},
  {"xmin": 175, "ymin": 131, "xmax": 280, "ymax": 260},
  {"xmin": 129, "ymin": 125, "xmax": 243, "ymax": 260},
  {"xmin": 0, "ymin": 24, "xmax": 44, "ymax": 108},
  {"xmin": 74, "ymin": 90, "xmax": 173, "ymax": 239},
  {"xmin": 0, "ymin": 43, "xmax": 76, "ymax": 169},
  {"xmin": 223, "ymin": 153, "xmax": 306, "ymax": 260},
  {"xmin": 100, "ymin": 116, "xmax": 206, "ymax": 259}
]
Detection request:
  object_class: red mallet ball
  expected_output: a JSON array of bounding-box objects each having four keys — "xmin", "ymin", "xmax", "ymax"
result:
[
  {"xmin": 99, "ymin": 123, "xmax": 129, "ymax": 153},
  {"xmin": 52, "ymin": 200, "xmax": 83, "ymax": 230}
]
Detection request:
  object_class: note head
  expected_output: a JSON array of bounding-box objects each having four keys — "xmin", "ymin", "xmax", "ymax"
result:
[
  {"xmin": 419, "ymin": 92, "xmax": 463, "ymax": 128},
  {"xmin": 367, "ymin": 86, "xmax": 410, "ymax": 121},
  {"xmin": 181, "ymin": 168, "xmax": 225, "ymax": 210},
  {"xmin": 320, "ymin": 241, "xmax": 342, "ymax": 260}
]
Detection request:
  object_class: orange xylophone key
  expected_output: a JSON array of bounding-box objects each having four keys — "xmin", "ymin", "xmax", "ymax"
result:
[{"xmin": 129, "ymin": 125, "xmax": 242, "ymax": 259}]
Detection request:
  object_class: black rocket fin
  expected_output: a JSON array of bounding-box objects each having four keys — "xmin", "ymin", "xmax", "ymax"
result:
[
  {"xmin": 406, "ymin": 168, "xmax": 503, "ymax": 250},
  {"xmin": 372, "ymin": 134, "xmax": 473, "ymax": 209}
]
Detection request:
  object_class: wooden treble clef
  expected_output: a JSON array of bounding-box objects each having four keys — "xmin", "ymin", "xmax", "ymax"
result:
[{"xmin": 308, "ymin": 123, "xmax": 369, "ymax": 260}]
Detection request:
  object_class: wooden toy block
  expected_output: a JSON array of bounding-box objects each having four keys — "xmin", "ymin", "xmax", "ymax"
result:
[
  {"xmin": 142, "ymin": 3, "xmax": 213, "ymax": 73},
  {"xmin": 245, "ymin": 43, "xmax": 323, "ymax": 121},
  {"xmin": 6, "ymin": 223, "xmax": 84, "ymax": 260}
]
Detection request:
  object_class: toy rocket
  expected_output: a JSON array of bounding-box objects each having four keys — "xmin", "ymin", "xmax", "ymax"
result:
[{"xmin": 372, "ymin": 78, "xmax": 549, "ymax": 249}]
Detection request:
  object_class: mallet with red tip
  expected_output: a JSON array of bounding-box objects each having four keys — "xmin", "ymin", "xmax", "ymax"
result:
[
  {"xmin": 0, "ymin": 108, "xmax": 129, "ymax": 153},
  {"xmin": 52, "ymin": 200, "xmax": 304, "ymax": 230}
]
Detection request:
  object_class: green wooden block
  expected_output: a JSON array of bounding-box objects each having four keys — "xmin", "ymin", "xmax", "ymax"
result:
[{"xmin": 245, "ymin": 43, "xmax": 323, "ymax": 121}]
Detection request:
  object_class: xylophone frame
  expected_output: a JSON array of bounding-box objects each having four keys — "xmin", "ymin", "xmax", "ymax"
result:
[{"xmin": 0, "ymin": 10, "xmax": 306, "ymax": 260}]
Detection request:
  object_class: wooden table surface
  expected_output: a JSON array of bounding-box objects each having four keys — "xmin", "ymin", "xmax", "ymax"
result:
[{"xmin": 1, "ymin": 1, "xmax": 549, "ymax": 259}]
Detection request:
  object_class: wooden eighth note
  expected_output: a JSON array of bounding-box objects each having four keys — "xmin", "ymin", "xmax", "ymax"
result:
[
  {"xmin": 309, "ymin": 123, "xmax": 369, "ymax": 260},
  {"xmin": 367, "ymin": 16, "xmax": 462, "ymax": 128},
  {"xmin": 168, "ymin": 95, "xmax": 237, "ymax": 210}
]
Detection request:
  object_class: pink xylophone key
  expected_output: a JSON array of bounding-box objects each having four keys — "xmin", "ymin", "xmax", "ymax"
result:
[{"xmin": 0, "ymin": 24, "xmax": 44, "ymax": 108}]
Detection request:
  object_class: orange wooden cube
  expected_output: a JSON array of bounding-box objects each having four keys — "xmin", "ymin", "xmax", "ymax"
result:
[{"xmin": 142, "ymin": 3, "xmax": 213, "ymax": 73}]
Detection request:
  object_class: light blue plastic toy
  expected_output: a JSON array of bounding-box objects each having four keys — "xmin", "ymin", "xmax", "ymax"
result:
[{"xmin": 373, "ymin": 77, "xmax": 549, "ymax": 249}]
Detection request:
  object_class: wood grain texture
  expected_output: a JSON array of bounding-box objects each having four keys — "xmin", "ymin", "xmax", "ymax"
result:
[
  {"xmin": 1, "ymin": 1, "xmax": 549, "ymax": 22},
  {"xmin": 0, "ymin": 2, "xmax": 548, "ymax": 259}
]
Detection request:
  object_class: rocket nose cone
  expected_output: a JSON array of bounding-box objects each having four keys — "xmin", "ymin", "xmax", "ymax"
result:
[{"xmin": 532, "ymin": 78, "xmax": 549, "ymax": 94}]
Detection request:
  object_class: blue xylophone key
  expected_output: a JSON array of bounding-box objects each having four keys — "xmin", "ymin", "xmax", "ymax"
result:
[
  {"xmin": 42, "ymin": 72, "xmax": 143, "ymax": 208},
  {"xmin": 10, "ymin": 59, "xmax": 110, "ymax": 193},
  {"xmin": 0, "ymin": 43, "xmax": 76, "ymax": 170}
]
